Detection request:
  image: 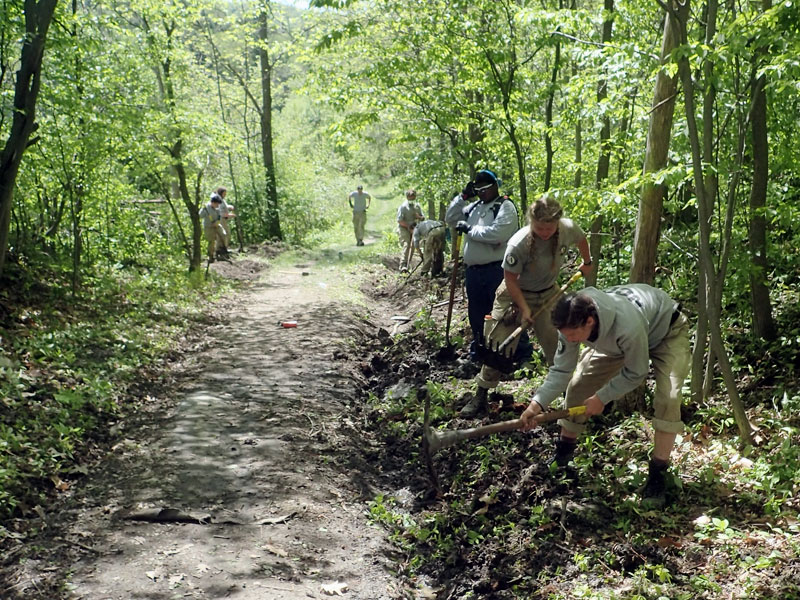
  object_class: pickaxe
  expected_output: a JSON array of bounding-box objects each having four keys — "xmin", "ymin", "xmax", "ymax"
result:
[{"xmin": 423, "ymin": 400, "xmax": 587, "ymax": 456}]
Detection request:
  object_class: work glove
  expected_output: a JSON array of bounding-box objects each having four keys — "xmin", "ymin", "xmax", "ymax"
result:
[
  {"xmin": 455, "ymin": 221, "xmax": 472, "ymax": 234},
  {"xmin": 461, "ymin": 181, "xmax": 476, "ymax": 199}
]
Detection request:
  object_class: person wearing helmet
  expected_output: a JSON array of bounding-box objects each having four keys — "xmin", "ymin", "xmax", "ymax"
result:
[{"xmin": 445, "ymin": 169, "xmax": 520, "ymax": 374}]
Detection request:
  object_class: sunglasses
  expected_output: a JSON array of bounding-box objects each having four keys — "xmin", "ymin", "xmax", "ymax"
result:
[{"xmin": 474, "ymin": 182, "xmax": 494, "ymax": 192}]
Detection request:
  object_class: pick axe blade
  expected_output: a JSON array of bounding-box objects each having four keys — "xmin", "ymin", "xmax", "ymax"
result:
[
  {"xmin": 496, "ymin": 270, "xmax": 584, "ymax": 355},
  {"xmin": 423, "ymin": 405, "xmax": 587, "ymax": 456}
]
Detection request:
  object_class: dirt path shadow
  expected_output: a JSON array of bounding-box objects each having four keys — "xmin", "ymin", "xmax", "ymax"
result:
[{"xmin": 5, "ymin": 260, "xmax": 404, "ymax": 599}]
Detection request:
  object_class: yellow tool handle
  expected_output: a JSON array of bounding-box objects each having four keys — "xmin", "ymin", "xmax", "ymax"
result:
[
  {"xmin": 533, "ymin": 404, "xmax": 587, "ymax": 423},
  {"xmin": 567, "ymin": 405, "xmax": 587, "ymax": 417}
]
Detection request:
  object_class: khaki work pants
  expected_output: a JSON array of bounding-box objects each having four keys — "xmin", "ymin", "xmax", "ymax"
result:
[
  {"xmin": 475, "ymin": 282, "xmax": 560, "ymax": 389},
  {"xmin": 557, "ymin": 313, "xmax": 691, "ymax": 436},
  {"xmin": 204, "ymin": 224, "xmax": 225, "ymax": 259},
  {"xmin": 420, "ymin": 228, "xmax": 446, "ymax": 275},
  {"xmin": 352, "ymin": 211, "xmax": 367, "ymax": 242},
  {"xmin": 398, "ymin": 227, "xmax": 413, "ymax": 269}
]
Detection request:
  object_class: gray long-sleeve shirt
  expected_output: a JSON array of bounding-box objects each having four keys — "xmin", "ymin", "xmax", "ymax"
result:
[
  {"xmin": 533, "ymin": 285, "xmax": 680, "ymax": 408},
  {"xmin": 412, "ymin": 220, "xmax": 445, "ymax": 248},
  {"xmin": 199, "ymin": 202, "xmax": 222, "ymax": 229},
  {"xmin": 445, "ymin": 193, "xmax": 519, "ymax": 266}
]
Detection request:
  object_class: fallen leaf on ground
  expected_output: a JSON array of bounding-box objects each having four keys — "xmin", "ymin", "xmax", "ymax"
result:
[
  {"xmin": 50, "ymin": 476, "xmax": 70, "ymax": 491},
  {"xmin": 262, "ymin": 543, "xmax": 288, "ymax": 557},
  {"xmin": 321, "ymin": 581, "xmax": 349, "ymax": 595},
  {"xmin": 259, "ymin": 512, "xmax": 296, "ymax": 525},
  {"xmin": 145, "ymin": 571, "xmax": 157, "ymax": 581}
]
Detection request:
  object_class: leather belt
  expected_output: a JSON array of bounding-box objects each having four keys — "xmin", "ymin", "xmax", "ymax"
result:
[{"xmin": 466, "ymin": 261, "xmax": 502, "ymax": 270}]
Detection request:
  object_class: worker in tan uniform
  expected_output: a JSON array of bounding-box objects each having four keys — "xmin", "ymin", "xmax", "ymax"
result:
[
  {"xmin": 461, "ymin": 194, "xmax": 592, "ymax": 417},
  {"xmin": 397, "ymin": 189, "xmax": 424, "ymax": 272},
  {"xmin": 521, "ymin": 284, "xmax": 691, "ymax": 509},
  {"xmin": 412, "ymin": 219, "xmax": 447, "ymax": 277}
]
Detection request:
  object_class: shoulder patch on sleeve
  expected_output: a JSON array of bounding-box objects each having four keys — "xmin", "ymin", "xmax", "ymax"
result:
[
  {"xmin": 557, "ymin": 339, "xmax": 566, "ymax": 355},
  {"xmin": 506, "ymin": 253, "xmax": 517, "ymax": 266}
]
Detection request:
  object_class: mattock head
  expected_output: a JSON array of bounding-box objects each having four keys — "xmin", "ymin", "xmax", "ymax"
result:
[{"xmin": 420, "ymin": 388, "xmax": 442, "ymax": 493}]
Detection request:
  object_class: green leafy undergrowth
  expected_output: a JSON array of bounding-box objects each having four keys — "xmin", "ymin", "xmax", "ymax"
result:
[
  {"xmin": 358, "ymin": 330, "xmax": 800, "ymax": 598},
  {"xmin": 356, "ymin": 254, "xmax": 800, "ymax": 598},
  {"xmin": 0, "ymin": 261, "xmax": 230, "ymax": 522}
]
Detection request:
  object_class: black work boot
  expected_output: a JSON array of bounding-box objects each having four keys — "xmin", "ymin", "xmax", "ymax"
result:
[
  {"xmin": 459, "ymin": 386, "xmax": 488, "ymax": 418},
  {"xmin": 641, "ymin": 458, "xmax": 669, "ymax": 509},
  {"xmin": 551, "ymin": 438, "xmax": 577, "ymax": 468},
  {"xmin": 550, "ymin": 438, "xmax": 579, "ymax": 492}
]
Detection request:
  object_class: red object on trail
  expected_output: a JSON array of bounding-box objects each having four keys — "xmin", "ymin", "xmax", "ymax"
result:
[{"xmin": 280, "ymin": 320, "xmax": 298, "ymax": 328}]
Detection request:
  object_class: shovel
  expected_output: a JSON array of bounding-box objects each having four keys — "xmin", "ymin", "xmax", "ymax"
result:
[{"xmin": 444, "ymin": 231, "xmax": 462, "ymax": 346}]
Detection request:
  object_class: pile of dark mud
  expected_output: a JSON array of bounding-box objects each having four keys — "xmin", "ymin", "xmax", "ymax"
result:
[
  {"xmin": 348, "ymin": 266, "xmax": 610, "ymax": 597},
  {"xmin": 348, "ymin": 262, "xmax": 797, "ymax": 600}
]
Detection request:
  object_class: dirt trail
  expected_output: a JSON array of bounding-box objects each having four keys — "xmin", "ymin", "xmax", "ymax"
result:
[{"xmin": 9, "ymin": 257, "xmax": 404, "ymax": 599}]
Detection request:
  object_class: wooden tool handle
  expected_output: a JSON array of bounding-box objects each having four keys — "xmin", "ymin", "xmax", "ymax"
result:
[
  {"xmin": 459, "ymin": 405, "xmax": 586, "ymax": 441},
  {"xmin": 533, "ymin": 404, "xmax": 586, "ymax": 423},
  {"xmin": 496, "ymin": 271, "xmax": 584, "ymax": 353}
]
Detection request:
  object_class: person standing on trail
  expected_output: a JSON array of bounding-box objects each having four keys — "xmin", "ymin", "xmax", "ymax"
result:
[
  {"xmin": 520, "ymin": 284, "xmax": 690, "ymax": 508},
  {"xmin": 445, "ymin": 169, "xmax": 520, "ymax": 364},
  {"xmin": 349, "ymin": 185, "xmax": 371, "ymax": 246},
  {"xmin": 397, "ymin": 189, "xmax": 424, "ymax": 272},
  {"xmin": 459, "ymin": 194, "xmax": 593, "ymax": 418},
  {"xmin": 213, "ymin": 187, "xmax": 236, "ymax": 258},
  {"xmin": 199, "ymin": 194, "xmax": 225, "ymax": 263},
  {"xmin": 412, "ymin": 219, "xmax": 447, "ymax": 278}
]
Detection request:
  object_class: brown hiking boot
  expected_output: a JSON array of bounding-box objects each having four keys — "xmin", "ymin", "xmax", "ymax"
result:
[{"xmin": 459, "ymin": 387, "xmax": 488, "ymax": 418}]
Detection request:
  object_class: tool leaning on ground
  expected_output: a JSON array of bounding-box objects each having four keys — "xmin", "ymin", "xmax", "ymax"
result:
[
  {"xmin": 493, "ymin": 270, "xmax": 585, "ymax": 356},
  {"xmin": 444, "ymin": 231, "xmax": 462, "ymax": 346},
  {"xmin": 422, "ymin": 392, "xmax": 587, "ymax": 456}
]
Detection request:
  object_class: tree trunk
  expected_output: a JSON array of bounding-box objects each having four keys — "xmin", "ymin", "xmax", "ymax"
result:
[
  {"xmin": 0, "ymin": 0, "xmax": 59, "ymax": 279},
  {"xmin": 207, "ymin": 21, "xmax": 245, "ymax": 251},
  {"xmin": 747, "ymin": 0, "xmax": 776, "ymax": 341},
  {"xmin": 671, "ymin": 0, "xmax": 754, "ymax": 444},
  {"xmin": 258, "ymin": 4, "xmax": 281, "ymax": 241},
  {"xmin": 70, "ymin": 0, "xmax": 84, "ymax": 294},
  {"xmin": 543, "ymin": 29, "xmax": 560, "ymax": 192},
  {"xmin": 586, "ymin": 0, "xmax": 614, "ymax": 288},
  {"xmin": 574, "ymin": 116, "xmax": 582, "ymax": 189},
  {"xmin": 629, "ymin": 7, "xmax": 681, "ymax": 284},
  {"xmin": 509, "ymin": 126, "xmax": 528, "ymax": 217},
  {"xmin": 161, "ymin": 22, "xmax": 203, "ymax": 271},
  {"xmin": 692, "ymin": 0, "xmax": 719, "ymax": 403}
]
